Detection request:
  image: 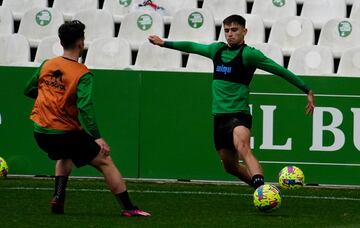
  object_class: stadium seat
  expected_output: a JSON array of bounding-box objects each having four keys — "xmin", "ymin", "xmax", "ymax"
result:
[
  {"xmin": 34, "ymin": 36, "xmax": 62, "ymax": 64},
  {"xmin": 251, "ymin": 43, "xmax": 284, "ymax": 75},
  {"xmin": 218, "ymin": 14, "xmax": 265, "ymax": 45},
  {"xmin": 2, "ymin": 0, "xmax": 47, "ymax": 20},
  {"xmin": 350, "ymin": 1, "xmax": 360, "ymax": 21},
  {"xmin": 155, "ymin": 0, "xmax": 198, "ymax": 24},
  {"xmin": 202, "ymin": 0, "xmax": 246, "ymax": 25},
  {"xmin": 85, "ymin": 37, "xmax": 131, "ymax": 69},
  {"xmin": 318, "ymin": 19, "xmax": 360, "ymax": 58},
  {"xmin": 102, "ymin": 0, "xmax": 135, "ymax": 23},
  {"xmin": 168, "ymin": 8, "xmax": 216, "ymax": 43},
  {"xmin": 18, "ymin": 8, "xmax": 64, "ymax": 47},
  {"xmin": 134, "ymin": 41, "xmax": 182, "ymax": 71},
  {"xmin": 73, "ymin": 9, "xmax": 114, "ymax": 47},
  {"xmin": 0, "ymin": 34, "xmax": 30, "ymax": 66},
  {"xmin": 251, "ymin": 0, "xmax": 296, "ymax": 28},
  {"xmin": 118, "ymin": 11, "xmax": 164, "ymax": 50},
  {"xmin": 268, "ymin": 16, "xmax": 314, "ymax": 56},
  {"xmin": 52, "ymin": 0, "xmax": 98, "ymax": 21},
  {"xmin": 0, "ymin": 6, "xmax": 13, "ymax": 35},
  {"xmin": 288, "ymin": 45, "xmax": 334, "ymax": 76},
  {"xmin": 185, "ymin": 54, "xmax": 213, "ymax": 72},
  {"xmin": 300, "ymin": 0, "xmax": 346, "ymax": 29},
  {"xmin": 337, "ymin": 47, "xmax": 360, "ymax": 76}
]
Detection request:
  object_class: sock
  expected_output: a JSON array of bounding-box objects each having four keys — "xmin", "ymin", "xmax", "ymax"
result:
[
  {"xmin": 115, "ymin": 190, "xmax": 135, "ymax": 210},
  {"xmin": 252, "ymin": 174, "xmax": 264, "ymax": 189},
  {"xmin": 53, "ymin": 176, "xmax": 68, "ymax": 202}
]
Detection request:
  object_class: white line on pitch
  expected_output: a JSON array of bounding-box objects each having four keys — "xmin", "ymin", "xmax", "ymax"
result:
[
  {"xmin": 259, "ymin": 160, "xmax": 360, "ymax": 167},
  {"xmin": 251, "ymin": 92, "xmax": 360, "ymax": 98},
  {"xmin": 1, "ymin": 187, "xmax": 360, "ymax": 201}
]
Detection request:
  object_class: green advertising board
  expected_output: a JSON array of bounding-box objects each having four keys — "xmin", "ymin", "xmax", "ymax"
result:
[{"xmin": 0, "ymin": 67, "xmax": 359, "ymax": 185}]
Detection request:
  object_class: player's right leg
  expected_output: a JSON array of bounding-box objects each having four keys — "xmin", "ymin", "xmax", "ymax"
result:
[
  {"xmin": 217, "ymin": 148, "xmax": 252, "ymax": 185},
  {"xmin": 233, "ymin": 126, "xmax": 264, "ymax": 188},
  {"xmin": 90, "ymin": 153, "xmax": 151, "ymax": 217}
]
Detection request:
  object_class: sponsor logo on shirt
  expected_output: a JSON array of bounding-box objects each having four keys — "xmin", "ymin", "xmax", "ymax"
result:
[
  {"xmin": 215, "ymin": 64, "xmax": 232, "ymax": 75},
  {"xmin": 44, "ymin": 69, "xmax": 65, "ymax": 91}
]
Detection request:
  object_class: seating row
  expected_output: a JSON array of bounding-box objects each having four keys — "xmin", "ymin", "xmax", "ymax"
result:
[{"xmin": 1, "ymin": 34, "xmax": 360, "ymax": 77}]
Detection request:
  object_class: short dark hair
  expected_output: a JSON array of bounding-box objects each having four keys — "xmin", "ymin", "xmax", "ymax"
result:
[
  {"xmin": 58, "ymin": 20, "xmax": 85, "ymax": 49},
  {"xmin": 223, "ymin": 15, "xmax": 246, "ymax": 27}
]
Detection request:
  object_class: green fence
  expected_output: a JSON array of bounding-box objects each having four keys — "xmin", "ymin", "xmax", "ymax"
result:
[{"xmin": 1, "ymin": 66, "xmax": 360, "ymax": 185}]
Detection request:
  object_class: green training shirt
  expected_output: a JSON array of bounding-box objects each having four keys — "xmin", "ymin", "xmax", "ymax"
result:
[
  {"xmin": 24, "ymin": 60, "xmax": 101, "ymax": 138},
  {"xmin": 164, "ymin": 41, "xmax": 310, "ymax": 115}
]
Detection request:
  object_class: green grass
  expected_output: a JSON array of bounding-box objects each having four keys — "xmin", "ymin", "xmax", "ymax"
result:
[{"xmin": 1, "ymin": 177, "xmax": 360, "ymax": 228}]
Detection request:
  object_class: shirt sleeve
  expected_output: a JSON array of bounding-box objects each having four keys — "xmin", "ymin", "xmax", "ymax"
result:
[
  {"xmin": 164, "ymin": 41, "xmax": 223, "ymax": 59},
  {"xmin": 77, "ymin": 73, "xmax": 101, "ymax": 139},
  {"xmin": 24, "ymin": 60, "xmax": 47, "ymax": 99},
  {"xmin": 244, "ymin": 47, "xmax": 311, "ymax": 94}
]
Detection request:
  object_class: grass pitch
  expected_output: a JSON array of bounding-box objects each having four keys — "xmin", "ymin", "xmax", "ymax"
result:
[{"xmin": 0, "ymin": 177, "xmax": 360, "ymax": 228}]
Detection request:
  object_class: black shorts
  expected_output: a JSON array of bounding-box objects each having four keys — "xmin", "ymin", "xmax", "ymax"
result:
[
  {"xmin": 34, "ymin": 131, "xmax": 100, "ymax": 168},
  {"xmin": 213, "ymin": 112, "xmax": 252, "ymax": 151}
]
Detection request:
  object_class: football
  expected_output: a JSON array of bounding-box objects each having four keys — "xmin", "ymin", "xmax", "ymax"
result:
[
  {"xmin": 0, "ymin": 157, "xmax": 9, "ymax": 177},
  {"xmin": 253, "ymin": 184, "xmax": 282, "ymax": 212},
  {"xmin": 278, "ymin": 166, "xmax": 304, "ymax": 189}
]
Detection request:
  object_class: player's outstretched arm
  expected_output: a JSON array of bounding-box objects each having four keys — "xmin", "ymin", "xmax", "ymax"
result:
[
  {"xmin": 148, "ymin": 35, "xmax": 164, "ymax": 47},
  {"xmin": 306, "ymin": 90, "xmax": 315, "ymax": 115}
]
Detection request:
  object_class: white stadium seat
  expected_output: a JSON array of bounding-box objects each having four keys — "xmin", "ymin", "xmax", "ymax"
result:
[
  {"xmin": 251, "ymin": 0, "xmax": 296, "ymax": 28},
  {"xmin": 251, "ymin": 43, "xmax": 284, "ymax": 75},
  {"xmin": 168, "ymin": 8, "xmax": 216, "ymax": 43},
  {"xmin": 218, "ymin": 14, "xmax": 265, "ymax": 45},
  {"xmin": 185, "ymin": 54, "xmax": 213, "ymax": 72},
  {"xmin": 318, "ymin": 19, "xmax": 360, "ymax": 58},
  {"xmin": 155, "ymin": 0, "xmax": 198, "ymax": 24},
  {"xmin": 118, "ymin": 11, "xmax": 164, "ymax": 50},
  {"xmin": 337, "ymin": 47, "xmax": 360, "ymax": 76},
  {"xmin": 0, "ymin": 34, "xmax": 30, "ymax": 66},
  {"xmin": 202, "ymin": 0, "xmax": 246, "ymax": 25},
  {"xmin": 85, "ymin": 37, "xmax": 131, "ymax": 69},
  {"xmin": 73, "ymin": 9, "xmax": 114, "ymax": 47},
  {"xmin": 301, "ymin": 0, "xmax": 346, "ymax": 29},
  {"xmin": 2, "ymin": 0, "xmax": 47, "ymax": 20},
  {"xmin": 288, "ymin": 45, "xmax": 334, "ymax": 76},
  {"xmin": 135, "ymin": 42, "xmax": 182, "ymax": 71},
  {"xmin": 34, "ymin": 36, "xmax": 63, "ymax": 64},
  {"xmin": 102, "ymin": 0, "xmax": 135, "ymax": 23},
  {"xmin": 268, "ymin": 16, "xmax": 314, "ymax": 56},
  {"xmin": 18, "ymin": 8, "xmax": 64, "ymax": 47},
  {"xmin": 0, "ymin": 6, "xmax": 13, "ymax": 35},
  {"xmin": 53, "ymin": 0, "xmax": 98, "ymax": 21},
  {"xmin": 350, "ymin": 1, "xmax": 360, "ymax": 21}
]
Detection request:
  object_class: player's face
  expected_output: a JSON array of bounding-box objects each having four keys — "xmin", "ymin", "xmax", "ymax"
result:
[{"xmin": 224, "ymin": 22, "xmax": 247, "ymax": 47}]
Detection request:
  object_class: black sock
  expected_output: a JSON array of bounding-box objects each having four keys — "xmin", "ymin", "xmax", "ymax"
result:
[
  {"xmin": 115, "ymin": 190, "xmax": 135, "ymax": 210},
  {"xmin": 252, "ymin": 174, "xmax": 264, "ymax": 189},
  {"xmin": 54, "ymin": 176, "xmax": 68, "ymax": 202}
]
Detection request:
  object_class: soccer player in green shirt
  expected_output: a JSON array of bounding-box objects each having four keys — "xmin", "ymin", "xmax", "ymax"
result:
[{"xmin": 148, "ymin": 15, "xmax": 315, "ymax": 189}]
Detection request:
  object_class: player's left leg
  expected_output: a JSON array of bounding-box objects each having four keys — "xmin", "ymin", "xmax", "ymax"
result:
[
  {"xmin": 233, "ymin": 126, "xmax": 264, "ymax": 189},
  {"xmin": 51, "ymin": 159, "xmax": 73, "ymax": 214}
]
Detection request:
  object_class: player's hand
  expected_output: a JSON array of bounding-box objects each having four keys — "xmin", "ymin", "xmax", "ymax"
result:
[
  {"xmin": 306, "ymin": 90, "xmax": 315, "ymax": 115},
  {"xmin": 95, "ymin": 138, "xmax": 111, "ymax": 156},
  {"xmin": 148, "ymin": 35, "xmax": 164, "ymax": 47}
]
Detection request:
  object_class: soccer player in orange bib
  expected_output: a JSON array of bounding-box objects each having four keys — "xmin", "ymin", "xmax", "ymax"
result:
[{"xmin": 24, "ymin": 20, "xmax": 150, "ymax": 217}]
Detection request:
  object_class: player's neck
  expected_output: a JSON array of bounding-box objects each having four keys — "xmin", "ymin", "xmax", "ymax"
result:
[{"xmin": 62, "ymin": 50, "xmax": 80, "ymax": 61}]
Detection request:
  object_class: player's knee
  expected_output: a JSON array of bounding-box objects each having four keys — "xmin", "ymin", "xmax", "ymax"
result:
[
  {"xmin": 91, "ymin": 154, "xmax": 113, "ymax": 168},
  {"xmin": 235, "ymin": 141, "xmax": 251, "ymax": 157}
]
